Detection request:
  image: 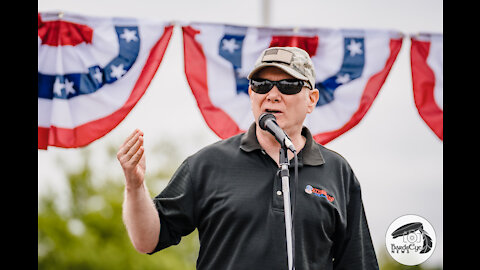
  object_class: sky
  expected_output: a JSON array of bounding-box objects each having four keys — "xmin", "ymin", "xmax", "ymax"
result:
[{"xmin": 38, "ymin": 0, "xmax": 443, "ymax": 266}]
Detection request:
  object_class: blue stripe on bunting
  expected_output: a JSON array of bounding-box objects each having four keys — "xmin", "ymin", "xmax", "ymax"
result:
[
  {"xmin": 38, "ymin": 26, "xmax": 140, "ymax": 100},
  {"xmin": 218, "ymin": 29, "xmax": 249, "ymax": 95},
  {"xmin": 316, "ymin": 36, "xmax": 365, "ymax": 106}
]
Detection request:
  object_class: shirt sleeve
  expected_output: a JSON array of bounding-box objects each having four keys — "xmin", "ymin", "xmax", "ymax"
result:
[
  {"xmin": 332, "ymin": 172, "xmax": 379, "ymax": 270},
  {"xmin": 148, "ymin": 158, "xmax": 197, "ymax": 254}
]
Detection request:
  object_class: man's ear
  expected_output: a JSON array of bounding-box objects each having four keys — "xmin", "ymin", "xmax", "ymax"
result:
[{"xmin": 307, "ymin": 89, "xmax": 319, "ymax": 113}]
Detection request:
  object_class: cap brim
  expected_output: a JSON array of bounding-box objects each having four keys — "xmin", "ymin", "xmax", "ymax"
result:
[{"xmin": 247, "ymin": 63, "xmax": 309, "ymax": 82}]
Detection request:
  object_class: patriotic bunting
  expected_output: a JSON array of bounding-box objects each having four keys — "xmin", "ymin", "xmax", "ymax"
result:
[
  {"xmin": 37, "ymin": 12, "xmax": 442, "ymax": 149},
  {"xmin": 38, "ymin": 12, "xmax": 173, "ymax": 149},
  {"xmin": 182, "ymin": 23, "xmax": 403, "ymax": 144},
  {"xmin": 410, "ymin": 33, "xmax": 443, "ymax": 140}
]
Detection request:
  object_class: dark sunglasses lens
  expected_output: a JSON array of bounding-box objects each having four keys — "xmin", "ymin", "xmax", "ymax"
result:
[
  {"xmin": 250, "ymin": 80, "xmax": 273, "ymax": 94},
  {"xmin": 250, "ymin": 79, "xmax": 305, "ymax": 95},
  {"xmin": 277, "ymin": 80, "xmax": 303, "ymax": 94}
]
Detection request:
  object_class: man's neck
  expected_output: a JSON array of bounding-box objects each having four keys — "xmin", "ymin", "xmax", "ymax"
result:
[{"xmin": 256, "ymin": 125, "xmax": 306, "ymax": 165}]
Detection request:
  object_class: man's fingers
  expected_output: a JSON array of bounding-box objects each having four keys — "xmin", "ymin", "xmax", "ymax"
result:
[
  {"xmin": 125, "ymin": 135, "xmax": 144, "ymax": 163},
  {"xmin": 118, "ymin": 129, "xmax": 143, "ymax": 156},
  {"xmin": 130, "ymin": 145, "xmax": 144, "ymax": 165},
  {"xmin": 120, "ymin": 129, "xmax": 138, "ymax": 147}
]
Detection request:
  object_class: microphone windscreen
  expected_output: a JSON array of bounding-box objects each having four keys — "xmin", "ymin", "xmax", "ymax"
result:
[{"xmin": 258, "ymin": 113, "xmax": 276, "ymax": 130}]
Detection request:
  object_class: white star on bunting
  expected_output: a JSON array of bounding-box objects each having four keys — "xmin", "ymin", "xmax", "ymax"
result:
[
  {"xmin": 346, "ymin": 39, "xmax": 363, "ymax": 57},
  {"xmin": 110, "ymin": 64, "xmax": 127, "ymax": 79},
  {"xmin": 53, "ymin": 77, "xmax": 65, "ymax": 97},
  {"xmin": 222, "ymin": 38, "xmax": 240, "ymax": 54},
  {"xmin": 93, "ymin": 68, "xmax": 103, "ymax": 83},
  {"xmin": 64, "ymin": 79, "xmax": 76, "ymax": 95},
  {"xmin": 335, "ymin": 73, "xmax": 351, "ymax": 84},
  {"xmin": 120, "ymin": 29, "xmax": 139, "ymax": 43}
]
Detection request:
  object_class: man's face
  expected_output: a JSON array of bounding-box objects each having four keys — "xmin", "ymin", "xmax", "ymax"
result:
[{"xmin": 249, "ymin": 66, "xmax": 319, "ymax": 136}]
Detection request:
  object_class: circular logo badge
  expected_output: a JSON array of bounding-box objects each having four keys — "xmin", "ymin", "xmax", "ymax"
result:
[
  {"xmin": 385, "ymin": 214, "xmax": 436, "ymax": 266},
  {"xmin": 305, "ymin": 185, "xmax": 313, "ymax": 194}
]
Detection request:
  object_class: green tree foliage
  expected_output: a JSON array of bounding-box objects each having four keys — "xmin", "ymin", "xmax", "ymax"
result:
[
  {"xmin": 376, "ymin": 246, "xmax": 442, "ymax": 270},
  {"xmin": 38, "ymin": 144, "xmax": 199, "ymax": 269}
]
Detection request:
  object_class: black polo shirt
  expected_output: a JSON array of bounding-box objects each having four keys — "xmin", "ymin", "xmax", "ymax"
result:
[{"xmin": 150, "ymin": 123, "xmax": 379, "ymax": 270}]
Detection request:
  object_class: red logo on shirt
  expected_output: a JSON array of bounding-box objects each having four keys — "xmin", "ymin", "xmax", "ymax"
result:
[{"xmin": 305, "ymin": 185, "xmax": 335, "ymax": 202}]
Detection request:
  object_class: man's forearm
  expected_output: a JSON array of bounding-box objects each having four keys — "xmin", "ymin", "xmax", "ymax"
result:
[{"xmin": 122, "ymin": 183, "xmax": 160, "ymax": 253}]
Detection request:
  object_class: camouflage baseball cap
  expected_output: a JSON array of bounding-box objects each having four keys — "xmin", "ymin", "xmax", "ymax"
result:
[{"xmin": 247, "ymin": 47, "xmax": 316, "ymax": 89}]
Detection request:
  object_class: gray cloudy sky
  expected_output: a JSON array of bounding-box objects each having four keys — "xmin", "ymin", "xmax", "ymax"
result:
[{"xmin": 38, "ymin": 0, "xmax": 443, "ymax": 266}]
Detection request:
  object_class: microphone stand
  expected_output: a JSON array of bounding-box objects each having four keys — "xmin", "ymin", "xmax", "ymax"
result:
[{"xmin": 279, "ymin": 146, "xmax": 295, "ymax": 270}]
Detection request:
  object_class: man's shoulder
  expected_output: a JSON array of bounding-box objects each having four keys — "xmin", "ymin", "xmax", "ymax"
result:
[
  {"xmin": 316, "ymin": 143, "xmax": 351, "ymax": 168},
  {"xmin": 316, "ymin": 143, "xmax": 362, "ymax": 190}
]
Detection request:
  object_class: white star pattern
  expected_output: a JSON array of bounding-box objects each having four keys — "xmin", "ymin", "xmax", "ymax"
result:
[
  {"xmin": 120, "ymin": 29, "xmax": 138, "ymax": 43},
  {"xmin": 346, "ymin": 39, "xmax": 363, "ymax": 57},
  {"xmin": 335, "ymin": 73, "xmax": 351, "ymax": 84},
  {"xmin": 222, "ymin": 38, "xmax": 240, "ymax": 54},
  {"xmin": 110, "ymin": 64, "xmax": 127, "ymax": 79},
  {"xmin": 53, "ymin": 77, "xmax": 65, "ymax": 97},
  {"xmin": 236, "ymin": 67, "xmax": 249, "ymax": 77},
  {"xmin": 64, "ymin": 78, "xmax": 76, "ymax": 95},
  {"xmin": 93, "ymin": 68, "xmax": 103, "ymax": 83}
]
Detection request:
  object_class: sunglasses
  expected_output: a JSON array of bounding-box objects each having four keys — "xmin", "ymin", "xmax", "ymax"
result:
[{"xmin": 250, "ymin": 78, "xmax": 312, "ymax": 95}]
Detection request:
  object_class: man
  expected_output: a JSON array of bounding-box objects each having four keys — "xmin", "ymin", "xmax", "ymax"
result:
[{"xmin": 117, "ymin": 47, "xmax": 379, "ymax": 269}]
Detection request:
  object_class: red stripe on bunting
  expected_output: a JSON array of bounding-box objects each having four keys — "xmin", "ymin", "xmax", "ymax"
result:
[
  {"xmin": 410, "ymin": 39, "xmax": 443, "ymax": 140},
  {"xmin": 38, "ymin": 25, "xmax": 174, "ymax": 149},
  {"xmin": 313, "ymin": 38, "xmax": 403, "ymax": 144},
  {"xmin": 38, "ymin": 127, "xmax": 49, "ymax": 149},
  {"xmin": 38, "ymin": 13, "xmax": 94, "ymax": 46},
  {"xmin": 270, "ymin": 36, "xmax": 319, "ymax": 57},
  {"xmin": 182, "ymin": 26, "xmax": 243, "ymax": 139}
]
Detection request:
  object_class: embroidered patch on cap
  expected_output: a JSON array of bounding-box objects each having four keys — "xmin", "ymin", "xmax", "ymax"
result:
[
  {"xmin": 305, "ymin": 185, "xmax": 335, "ymax": 202},
  {"xmin": 262, "ymin": 48, "xmax": 294, "ymax": 64}
]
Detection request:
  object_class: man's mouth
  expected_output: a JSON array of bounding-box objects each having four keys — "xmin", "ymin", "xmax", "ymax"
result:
[{"xmin": 265, "ymin": 109, "xmax": 282, "ymax": 114}]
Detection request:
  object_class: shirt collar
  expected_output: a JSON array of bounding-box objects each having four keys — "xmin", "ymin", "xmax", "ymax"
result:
[{"xmin": 240, "ymin": 122, "xmax": 325, "ymax": 166}]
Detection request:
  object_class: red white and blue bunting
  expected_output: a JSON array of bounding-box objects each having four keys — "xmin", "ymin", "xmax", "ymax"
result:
[
  {"xmin": 182, "ymin": 23, "xmax": 403, "ymax": 144},
  {"xmin": 38, "ymin": 11, "xmax": 443, "ymax": 149},
  {"xmin": 410, "ymin": 33, "xmax": 443, "ymax": 140},
  {"xmin": 38, "ymin": 12, "xmax": 173, "ymax": 149}
]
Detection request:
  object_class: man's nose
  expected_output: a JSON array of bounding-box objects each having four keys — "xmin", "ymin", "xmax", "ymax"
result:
[{"xmin": 266, "ymin": 86, "xmax": 282, "ymax": 102}]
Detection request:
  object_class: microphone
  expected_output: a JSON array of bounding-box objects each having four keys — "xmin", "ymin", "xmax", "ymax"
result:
[{"xmin": 258, "ymin": 113, "xmax": 296, "ymax": 152}]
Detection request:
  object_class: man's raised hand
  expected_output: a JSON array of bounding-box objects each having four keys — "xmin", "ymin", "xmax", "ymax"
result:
[{"xmin": 117, "ymin": 129, "xmax": 146, "ymax": 190}]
